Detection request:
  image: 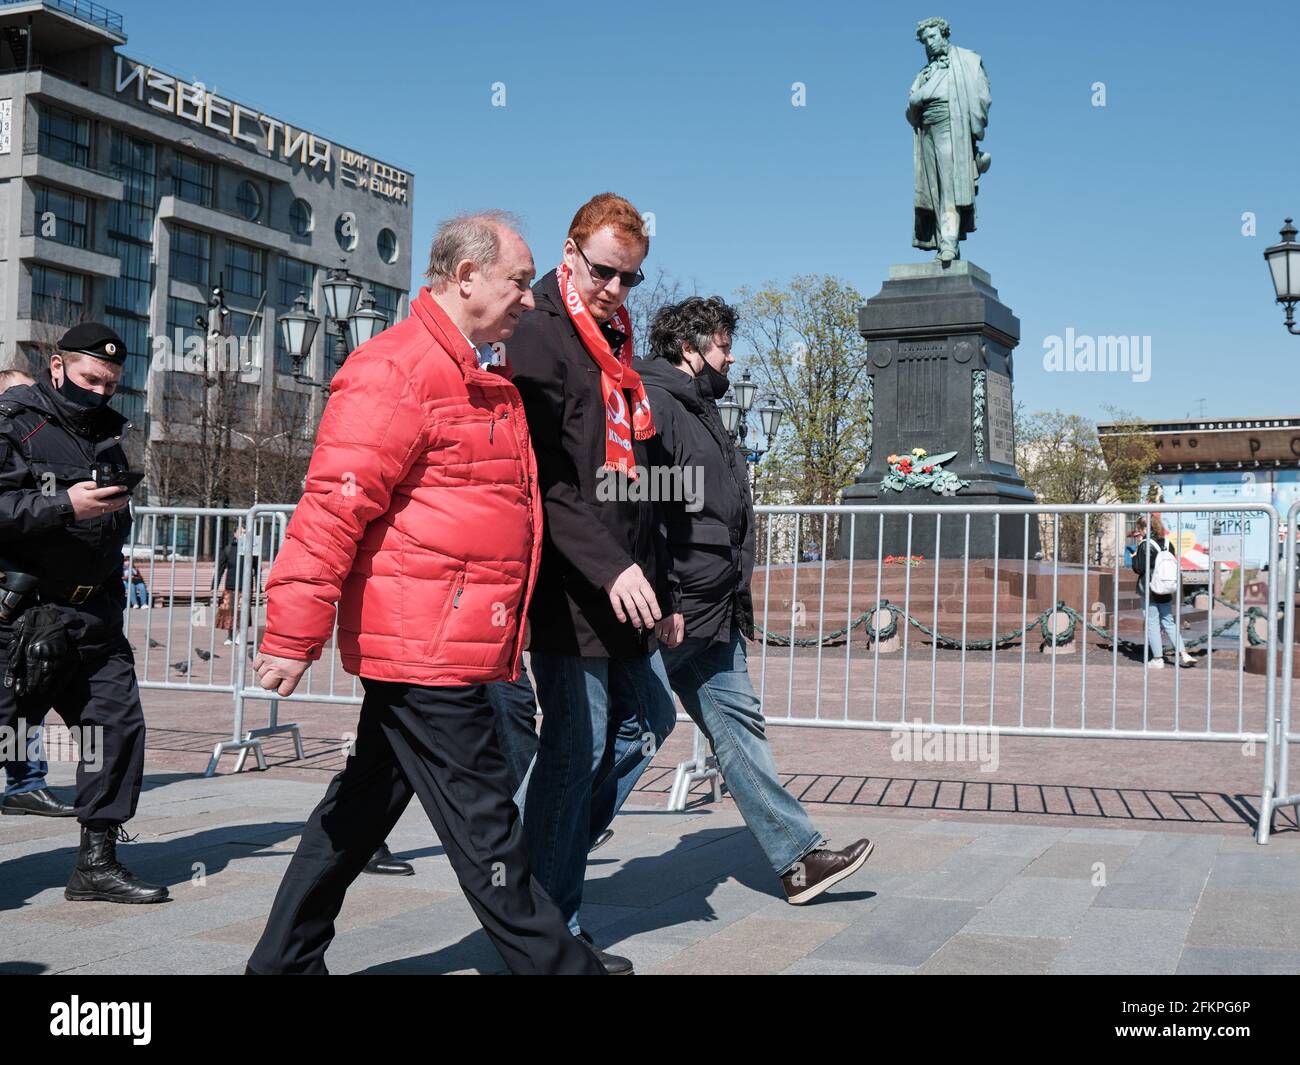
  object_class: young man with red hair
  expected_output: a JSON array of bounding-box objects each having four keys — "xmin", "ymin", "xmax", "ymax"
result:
[{"xmin": 508, "ymin": 193, "xmax": 682, "ymax": 974}]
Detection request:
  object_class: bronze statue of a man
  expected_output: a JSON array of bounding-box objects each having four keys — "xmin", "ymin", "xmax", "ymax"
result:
[{"xmin": 906, "ymin": 17, "xmax": 991, "ymax": 262}]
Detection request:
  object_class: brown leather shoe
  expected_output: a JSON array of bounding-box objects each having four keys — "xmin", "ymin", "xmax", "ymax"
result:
[{"xmin": 781, "ymin": 839, "xmax": 874, "ymax": 905}]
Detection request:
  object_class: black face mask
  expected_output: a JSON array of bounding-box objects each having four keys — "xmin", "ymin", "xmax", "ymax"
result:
[
  {"xmin": 700, "ymin": 361, "xmax": 731, "ymax": 401},
  {"xmin": 56, "ymin": 374, "xmax": 112, "ymax": 409}
]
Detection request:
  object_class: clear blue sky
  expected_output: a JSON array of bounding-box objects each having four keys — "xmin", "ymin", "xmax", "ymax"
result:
[{"xmin": 116, "ymin": 0, "xmax": 1300, "ymax": 424}]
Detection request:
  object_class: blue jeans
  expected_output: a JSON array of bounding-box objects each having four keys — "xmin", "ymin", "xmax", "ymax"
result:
[
  {"xmin": 1144, "ymin": 600, "xmax": 1185, "ymax": 659},
  {"xmin": 3, "ymin": 719, "xmax": 48, "ymax": 797},
  {"xmin": 519, "ymin": 650, "xmax": 676, "ymax": 934},
  {"xmin": 486, "ymin": 654, "xmax": 540, "ymax": 795},
  {"xmin": 127, "ymin": 580, "xmax": 148, "ymax": 607},
  {"xmin": 660, "ymin": 628, "xmax": 822, "ymax": 875}
]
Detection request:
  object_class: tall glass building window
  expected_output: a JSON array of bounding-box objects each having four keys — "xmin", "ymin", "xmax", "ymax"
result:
[
  {"xmin": 368, "ymin": 282, "xmax": 403, "ymax": 329},
  {"xmin": 225, "ymin": 240, "xmax": 264, "ymax": 298},
  {"xmin": 162, "ymin": 297, "xmax": 206, "ymax": 420},
  {"xmin": 106, "ymin": 130, "xmax": 156, "ymax": 430},
  {"xmin": 105, "ymin": 238, "xmax": 152, "ymax": 317},
  {"xmin": 275, "ymin": 257, "xmax": 315, "ymax": 375},
  {"xmin": 108, "ymin": 131, "xmax": 157, "ymax": 241},
  {"xmin": 103, "ymin": 313, "xmax": 150, "ymax": 394},
  {"xmin": 228, "ymin": 308, "xmax": 264, "ymax": 375},
  {"xmin": 105, "ymin": 312, "xmax": 148, "ymax": 425},
  {"xmin": 31, "ymin": 265, "xmax": 85, "ymax": 323},
  {"xmin": 37, "ymin": 105, "xmax": 90, "ymax": 168},
  {"xmin": 172, "ymin": 153, "xmax": 213, "ymax": 207},
  {"xmin": 33, "ymin": 185, "xmax": 89, "ymax": 248},
  {"xmin": 170, "ymin": 225, "xmax": 211, "ymax": 285}
]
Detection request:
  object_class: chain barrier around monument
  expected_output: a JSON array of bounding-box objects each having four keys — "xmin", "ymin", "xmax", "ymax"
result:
[{"xmin": 672, "ymin": 501, "xmax": 1285, "ymax": 842}]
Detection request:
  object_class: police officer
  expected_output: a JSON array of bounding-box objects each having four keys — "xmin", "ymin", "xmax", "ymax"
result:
[{"xmin": 0, "ymin": 323, "xmax": 167, "ymax": 904}]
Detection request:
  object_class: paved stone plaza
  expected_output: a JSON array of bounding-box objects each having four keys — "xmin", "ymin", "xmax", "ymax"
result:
[{"xmin": 4, "ymin": 724, "xmax": 1299, "ymax": 975}]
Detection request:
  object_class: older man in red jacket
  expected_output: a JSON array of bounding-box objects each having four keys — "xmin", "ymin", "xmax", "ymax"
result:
[{"xmin": 246, "ymin": 212, "xmax": 603, "ymax": 976}]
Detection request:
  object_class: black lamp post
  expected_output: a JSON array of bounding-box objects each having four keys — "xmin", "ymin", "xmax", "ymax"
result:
[
  {"xmin": 718, "ymin": 368, "xmax": 784, "ymax": 464},
  {"xmin": 1264, "ymin": 218, "xmax": 1300, "ymax": 335},
  {"xmin": 279, "ymin": 265, "xmax": 389, "ymax": 391}
]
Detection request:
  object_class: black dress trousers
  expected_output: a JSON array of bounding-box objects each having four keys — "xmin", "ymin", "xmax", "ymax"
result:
[{"xmin": 247, "ymin": 678, "xmax": 604, "ymax": 975}]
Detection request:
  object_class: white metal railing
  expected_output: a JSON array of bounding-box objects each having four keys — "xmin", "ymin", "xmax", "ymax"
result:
[{"xmin": 130, "ymin": 500, "xmax": 1295, "ymax": 842}]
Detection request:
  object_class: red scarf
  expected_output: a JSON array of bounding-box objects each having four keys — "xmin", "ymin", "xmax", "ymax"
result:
[{"xmin": 556, "ymin": 262, "xmax": 654, "ymax": 479}]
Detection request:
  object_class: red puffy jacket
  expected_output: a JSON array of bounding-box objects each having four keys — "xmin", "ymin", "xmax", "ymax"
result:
[{"xmin": 259, "ymin": 288, "xmax": 541, "ymax": 686}]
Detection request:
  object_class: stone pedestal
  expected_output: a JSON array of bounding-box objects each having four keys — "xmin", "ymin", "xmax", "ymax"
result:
[{"xmin": 841, "ymin": 261, "xmax": 1041, "ymax": 561}]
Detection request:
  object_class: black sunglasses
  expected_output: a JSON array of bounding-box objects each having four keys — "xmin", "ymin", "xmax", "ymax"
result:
[{"xmin": 573, "ymin": 241, "xmax": 645, "ymax": 289}]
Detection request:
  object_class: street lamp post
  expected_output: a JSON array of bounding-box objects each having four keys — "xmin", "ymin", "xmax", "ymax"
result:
[
  {"xmin": 717, "ymin": 368, "xmax": 785, "ymax": 497},
  {"xmin": 279, "ymin": 265, "xmax": 390, "ymax": 393},
  {"xmin": 1264, "ymin": 218, "xmax": 1300, "ymax": 335}
]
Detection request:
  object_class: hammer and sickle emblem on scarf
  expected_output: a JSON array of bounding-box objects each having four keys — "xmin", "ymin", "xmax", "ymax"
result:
[{"xmin": 607, "ymin": 389, "xmax": 629, "ymax": 429}]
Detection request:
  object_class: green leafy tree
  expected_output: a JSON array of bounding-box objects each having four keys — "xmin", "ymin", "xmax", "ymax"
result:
[{"xmin": 736, "ymin": 275, "xmax": 871, "ymax": 513}]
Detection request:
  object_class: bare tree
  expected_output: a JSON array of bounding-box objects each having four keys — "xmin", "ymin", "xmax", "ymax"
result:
[{"xmin": 624, "ymin": 267, "xmax": 692, "ymax": 354}]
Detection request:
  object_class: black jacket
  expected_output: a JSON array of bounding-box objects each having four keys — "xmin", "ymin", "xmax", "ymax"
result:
[
  {"xmin": 509, "ymin": 270, "xmax": 676, "ymax": 658},
  {"xmin": 639, "ymin": 355, "xmax": 755, "ymax": 643},
  {"xmin": 216, "ymin": 541, "xmax": 260, "ymax": 591},
  {"xmin": 0, "ymin": 379, "xmax": 134, "ymax": 593},
  {"xmin": 1131, "ymin": 535, "xmax": 1175, "ymax": 604}
]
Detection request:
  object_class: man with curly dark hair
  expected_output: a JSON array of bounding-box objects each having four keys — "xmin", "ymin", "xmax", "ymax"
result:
[{"xmin": 633, "ymin": 296, "xmax": 875, "ymax": 904}]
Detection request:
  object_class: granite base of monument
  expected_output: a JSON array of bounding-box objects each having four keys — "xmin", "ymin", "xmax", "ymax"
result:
[{"xmin": 840, "ymin": 260, "xmax": 1042, "ymax": 561}]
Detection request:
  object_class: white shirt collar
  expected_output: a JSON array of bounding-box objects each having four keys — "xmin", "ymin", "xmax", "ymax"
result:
[{"xmin": 452, "ymin": 322, "xmax": 500, "ymax": 369}]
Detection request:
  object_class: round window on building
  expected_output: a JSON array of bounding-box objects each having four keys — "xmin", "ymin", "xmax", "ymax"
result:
[
  {"xmin": 290, "ymin": 198, "xmax": 313, "ymax": 236},
  {"xmin": 236, "ymin": 180, "xmax": 262, "ymax": 222},
  {"xmin": 335, "ymin": 212, "xmax": 358, "ymax": 252},
  {"xmin": 378, "ymin": 228, "xmax": 399, "ymax": 265}
]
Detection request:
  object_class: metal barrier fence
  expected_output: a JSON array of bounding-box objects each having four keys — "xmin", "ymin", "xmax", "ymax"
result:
[
  {"xmin": 128, "ymin": 500, "xmax": 1297, "ymax": 843},
  {"xmin": 1270, "ymin": 500, "xmax": 1300, "ymax": 839},
  {"xmin": 668, "ymin": 502, "xmax": 1287, "ymax": 843}
]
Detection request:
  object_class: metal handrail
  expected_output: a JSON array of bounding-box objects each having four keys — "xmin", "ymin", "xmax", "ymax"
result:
[{"xmin": 1, "ymin": 0, "xmax": 124, "ymax": 34}]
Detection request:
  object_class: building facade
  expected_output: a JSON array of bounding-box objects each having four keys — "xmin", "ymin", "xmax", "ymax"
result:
[
  {"xmin": 0, "ymin": 0, "xmax": 414, "ymax": 505},
  {"xmin": 1099, "ymin": 416, "xmax": 1300, "ymax": 574}
]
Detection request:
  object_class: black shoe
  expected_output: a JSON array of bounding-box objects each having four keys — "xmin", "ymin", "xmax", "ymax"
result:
[
  {"xmin": 362, "ymin": 842, "xmax": 414, "ymax": 876},
  {"xmin": 65, "ymin": 824, "xmax": 169, "ymax": 904},
  {"xmin": 589, "ymin": 828, "xmax": 614, "ymax": 853},
  {"xmin": 1, "ymin": 787, "xmax": 76, "ymax": 817},
  {"xmin": 782, "ymin": 838, "xmax": 874, "ymax": 905},
  {"xmin": 577, "ymin": 929, "xmax": 634, "ymax": 975}
]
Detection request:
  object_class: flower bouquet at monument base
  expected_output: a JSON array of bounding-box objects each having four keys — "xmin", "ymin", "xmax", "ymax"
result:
[{"xmin": 881, "ymin": 447, "xmax": 970, "ymax": 497}]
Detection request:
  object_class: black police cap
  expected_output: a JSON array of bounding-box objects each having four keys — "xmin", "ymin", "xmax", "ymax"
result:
[{"xmin": 57, "ymin": 322, "xmax": 128, "ymax": 366}]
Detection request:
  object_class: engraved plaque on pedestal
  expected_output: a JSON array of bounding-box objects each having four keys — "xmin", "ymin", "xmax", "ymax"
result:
[{"xmin": 985, "ymin": 370, "xmax": 1014, "ymax": 466}]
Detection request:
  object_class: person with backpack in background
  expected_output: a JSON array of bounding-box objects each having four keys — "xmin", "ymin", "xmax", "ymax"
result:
[{"xmin": 1131, "ymin": 515, "xmax": 1196, "ymax": 670}]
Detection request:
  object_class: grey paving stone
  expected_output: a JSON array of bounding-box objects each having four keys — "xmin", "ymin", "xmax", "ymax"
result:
[
  {"xmin": 781, "ymin": 957, "xmax": 916, "ymax": 975},
  {"xmin": 1021, "ymin": 842, "xmax": 1133, "ymax": 880},
  {"xmin": 1207, "ymin": 850, "xmax": 1300, "ymax": 891},
  {"xmin": 918, "ymin": 933, "xmax": 1067, "ymax": 974},
  {"xmin": 962, "ymin": 877, "xmax": 1099, "ymax": 938},
  {"xmin": 1186, "ymin": 890, "xmax": 1300, "ymax": 951},
  {"xmin": 6, "ymin": 765, "xmax": 1296, "ymax": 976},
  {"xmin": 1176, "ymin": 947, "xmax": 1300, "ymax": 975},
  {"xmin": 1092, "ymin": 832, "xmax": 1219, "ymax": 911},
  {"xmin": 809, "ymin": 895, "xmax": 979, "ymax": 967},
  {"xmin": 1063, "ymin": 827, "xmax": 1148, "ymax": 846},
  {"xmin": 1048, "ymin": 908, "xmax": 1191, "ymax": 974},
  {"xmin": 897, "ymin": 848, "xmax": 1033, "ymax": 903}
]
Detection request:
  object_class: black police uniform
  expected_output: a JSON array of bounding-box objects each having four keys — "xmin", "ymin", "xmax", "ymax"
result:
[{"xmin": 0, "ymin": 323, "xmax": 166, "ymax": 903}]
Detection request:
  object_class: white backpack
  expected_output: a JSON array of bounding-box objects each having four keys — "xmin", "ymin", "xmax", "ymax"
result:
[{"xmin": 1149, "ymin": 538, "xmax": 1179, "ymax": 595}]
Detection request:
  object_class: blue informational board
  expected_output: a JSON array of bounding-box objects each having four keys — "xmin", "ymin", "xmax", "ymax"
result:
[{"xmin": 1153, "ymin": 471, "xmax": 1277, "ymax": 567}]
